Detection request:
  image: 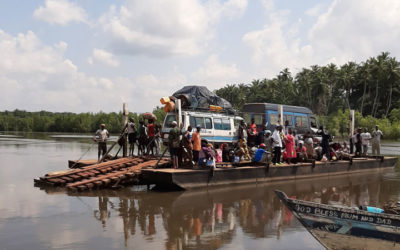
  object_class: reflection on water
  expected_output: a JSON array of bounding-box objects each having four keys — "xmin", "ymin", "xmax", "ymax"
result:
[{"xmin": 0, "ymin": 132, "xmax": 400, "ymax": 249}]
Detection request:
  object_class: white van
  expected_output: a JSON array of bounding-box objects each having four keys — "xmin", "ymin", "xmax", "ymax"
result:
[{"xmin": 161, "ymin": 110, "xmax": 243, "ymax": 146}]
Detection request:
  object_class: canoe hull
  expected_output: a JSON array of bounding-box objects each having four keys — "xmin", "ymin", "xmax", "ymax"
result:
[{"xmin": 275, "ymin": 190, "xmax": 400, "ymax": 249}]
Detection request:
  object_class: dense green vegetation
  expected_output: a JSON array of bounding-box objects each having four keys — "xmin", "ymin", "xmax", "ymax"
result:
[
  {"xmin": 215, "ymin": 52, "xmax": 400, "ymax": 138},
  {"xmin": 0, "ymin": 107, "xmax": 166, "ymax": 133}
]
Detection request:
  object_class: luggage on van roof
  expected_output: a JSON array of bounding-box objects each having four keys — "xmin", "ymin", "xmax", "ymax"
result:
[{"xmin": 173, "ymin": 86, "xmax": 236, "ymax": 114}]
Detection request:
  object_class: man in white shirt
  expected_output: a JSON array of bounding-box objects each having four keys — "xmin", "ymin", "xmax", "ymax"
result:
[
  {"xmin": 371, "ymin": 125, "xmax": 383, "ymax": 155},
  {"xmin": 272, "ymin": 125, "xmax": 283, "ymax": 165},
  {"xmin": 94, "ymin": 124, "xmax": 110, "ymax": 160},
  {"xmin": 360, "ymin": 128, "xmax": 371, "ymax": 157}
]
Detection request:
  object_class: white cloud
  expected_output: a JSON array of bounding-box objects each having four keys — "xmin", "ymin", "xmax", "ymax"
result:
[
  {"xmin": 242, "ymin": 10, "xmax": 312, "ymax": 77},
  {"xmin": 192, "ymin": 54, "xmax": 240, "ymax": 88},
  {"xmin": 98, "ymin": 0, "xmax": 248, "ymax": 57},
  {"xmin": 242, "ymin": 0, "xmax": 400, "ymax": 78},
  {"xmin": 0, "ymin": 30, "xmax": 188, "ymax": 113},
  {"xmin": 88, "ymin": 48, "xmax": 120, "ymax": 67},
  {"xmin": 33, "ymin": 0, "xmax": 88, "ymax": 26},
  {"xmin": 308, "ymin": 0, "xmax": 400, "ymax": 64}
]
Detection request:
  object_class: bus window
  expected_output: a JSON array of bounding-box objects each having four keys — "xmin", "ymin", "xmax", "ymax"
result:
[
  {"xmin": 222, "ymin": 118, "xmax": 231, "ymax": 130},
  {"xmin": 253, "ymin": 114, "xmax": 263, "ymax": 124},
  {"xmin": 270, "ymin": 113, "xmax": 279, "ymax": 125},
  {"xmin": 243, "ymin": 113, "xmax": 251, "ymax": 123},
  {"xmin": 310, "ymin": 117, "xmax": 317, "ymax": 129},
  {"xmin": 214, "ymin": 118, "xmax": 222, "ymax": 130},
  {"xmin": 283, "ymin": 115, "xmax": 293, "ymax": 125},
  {"xmin": 295, "ymin": 116, "xmax": 308, "ymax": 128},
  {"xmin": 205, "ymin": 117, "xmax": 212, "ymax": 129}
]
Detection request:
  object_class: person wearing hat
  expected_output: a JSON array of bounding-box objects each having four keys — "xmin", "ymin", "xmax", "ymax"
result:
[
  {"xmin": 264, "ymin": 129, "xmax": 273, "ymax": 153},
  {"xmin": 168, "ymin": 121, "xmax": 181, "ymax": 169},
  {"xmin": 191, "ymin": 125, "xmax": 202, "ymax": 163},
  {"xmin": 94, "ymin": 123, "xmax": 110, "ymax": 160}
]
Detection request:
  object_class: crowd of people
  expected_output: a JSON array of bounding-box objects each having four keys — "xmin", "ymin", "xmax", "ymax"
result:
[
  {"xmin": 93, "ymin": 118, "xmax": 384, "ymax": 168},
  {"xmin": 237, "ymin": 121, "xmax": 384, "ymax": 166},
  {"xmin": 93, "ymin": 118, "xmax": 162, "ymax": 160}
]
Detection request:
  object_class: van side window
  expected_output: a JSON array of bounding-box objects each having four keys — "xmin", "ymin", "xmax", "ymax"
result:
[
  {"xmin": 205, "ymin": 117, "xmax": 212, "ymax": 129},
  {"xmin": 254, "ymin": 114, "xmax": 263, "ymax": 124},
  {"xmin": 222, "ymin": 118, "xmax": 231, "ymax": 130},
  {"xmin": 190, "ymin": 116, "xmax": 205, "ymax": 128},
  {"xmin": 214, "ymin": 118, "xmax": 222, "ymax": 130}
]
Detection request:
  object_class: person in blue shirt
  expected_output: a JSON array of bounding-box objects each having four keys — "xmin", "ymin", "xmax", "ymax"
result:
[{"xmin": 254, "ymin": 143, "xmax": 268, "ymax": 163}]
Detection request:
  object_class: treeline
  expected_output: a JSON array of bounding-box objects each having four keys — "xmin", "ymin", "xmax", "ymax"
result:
[
  {"xmin": 216, "ymin": 52, "xmax": 400, "ymax": 118},
  {"xmin": 319, "ymin": 109, "xmax": 400, "ymax": 139},
  {"xmin": 0, "ymin": 108, "xmax": 166, "ymax": 133}
]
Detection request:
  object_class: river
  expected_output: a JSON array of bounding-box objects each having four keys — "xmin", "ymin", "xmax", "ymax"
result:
[{"xmin": 0, "ymin": 132, "xmax": 399, "ymax": 249}]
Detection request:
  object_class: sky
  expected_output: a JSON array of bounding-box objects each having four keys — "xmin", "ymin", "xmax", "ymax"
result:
[{"xmin": 1, "ymin": 0, "xmax": 400, "ymax": 113}]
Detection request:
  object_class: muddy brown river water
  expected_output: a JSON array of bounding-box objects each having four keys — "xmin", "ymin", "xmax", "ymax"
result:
[{"xmin": 0, "ymin": 132, "xmax": 400, "ymax": 249}]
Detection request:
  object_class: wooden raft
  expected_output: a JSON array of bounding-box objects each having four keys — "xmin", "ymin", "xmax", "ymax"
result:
[{"xmin": 34, "ymin": 156, "xmax": 171, "ymax": 192}]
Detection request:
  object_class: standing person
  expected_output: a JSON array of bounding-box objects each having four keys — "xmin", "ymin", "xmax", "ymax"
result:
[
  {"xmin": 94, "ymin": 124, "xmax": 110, "ymax": 161},
  {"xmin": 154, "ymin": 124, "xmax": 162, "ymax": 155},
  {"xmin": 318, "ymin": 126, "xmax": 331, "ymax": 161},
  {"xmin": 303, "ymin": 131, "xmax": 314, "ymax": 159},
  {"xmin": 255, "ymin": 125, "xmax": 266, "ymax": 146},
  {"xmin": 354, "ymin": 128, "xmax": 362, "ymax": 157},
  {"xmin": 191, "ymin": 125, "xmax": 201, "ymax": 163},
  {"xmin": 360, "ymin": 128, "xmax": 371, "ymax": 157},
  {"xmin": 371, "ymin": 125, "xmax": 383, "ymax": 155},
  {"xmin": 138, "ymin": 120, "xmax": 147, "ymax": 156},
  {"xmin": 238, "ymin": 120, "xmax": 250, "ymax": 158},
  {"xmin": 127, "ymin": 118, "xmax": 137, "ymax": 156},
  {"xmin": 168, "ymin": 121, "xmax": 180, "ymax": 169},
  {"xmin": 272, "ymin": 125, "xmax": 283, "ymax": 165},
  {"xmin": 147, "ymin": 119, "xmax": 155, "ymax": 155},
  {"xmin": 264, "ymin": 130, "xmax": 273, "ymax": 153},
  {"xmin": 182, "ymin": 126, "xmax": 193, "ymax": 164},
  {"xmin": 284, "ymin": 128, "xmax": 297, "ymax": 164}
]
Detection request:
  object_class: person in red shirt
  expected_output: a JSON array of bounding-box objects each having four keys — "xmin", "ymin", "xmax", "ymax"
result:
[
  {"xmin": 147, "ymin": 119, "xmax": 155, "ymax": 155},
  {"xmin": 296, "ymin": 140, "xmax": 308, "ymax": 162}
]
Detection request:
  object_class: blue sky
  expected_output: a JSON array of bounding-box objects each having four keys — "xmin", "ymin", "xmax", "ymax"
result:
[{"xmin": 1, "ymin": 0, "xmax": 400, "ymax": 113}]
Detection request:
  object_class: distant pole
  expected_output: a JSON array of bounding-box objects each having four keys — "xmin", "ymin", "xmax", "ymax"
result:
[
  {"xmin": 278, "ymin": 105, "xmax": 283, "ymax": 126},
  {"xmin": 350, "ymin": 109, "xmax": 355, "ymax": 136},
  {"xmin": 122, "ymin": 103, "xmax": 128, "ymax": 157}
]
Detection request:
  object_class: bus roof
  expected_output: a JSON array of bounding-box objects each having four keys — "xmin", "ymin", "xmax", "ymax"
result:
[{"xmin": 242, "ymin": 103, "xmax": 314, "ymax": 115}]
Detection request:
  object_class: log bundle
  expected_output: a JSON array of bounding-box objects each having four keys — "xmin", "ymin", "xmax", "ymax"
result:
[{"xmin": 34, "ymin": 157, "xmax": 170, "ymax": 192}]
